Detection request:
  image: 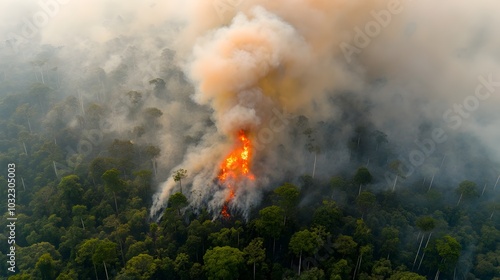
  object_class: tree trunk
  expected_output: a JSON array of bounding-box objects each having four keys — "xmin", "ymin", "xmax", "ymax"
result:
[
  {"xmin": 428, "ymin": 174, "xmax": 435, "ymax": 192},
  {"xmin": 253, "ymin": 261, "xmax": 256, "ymax": 280},
  {"xmin": 298, "ymin": 251, "xmax": 302, "ymax": 275},
  {"xmin": 434, "ymin": 269, "xmax": 440, "ymax": 280},
  {"xmin": 417, "ymin": 232, "xmax": 432, "ymax": 270},
  {"xmin": 113, "ymin": 191, "xmax": 119, "ymax": 214},
  {"xmin": 103, "ymin": 261, "xmax": 109, "ymax": 280},
  {"xmin": 118, "ymin": 240, "xmax": 126, "ymax": 266},
  {"xmin": 27, "ymin": 118, "xmax": 32, "ymax": 133},
  {"xmin": 40, "ymin": 68, "xmax": 45, "ymax": 84},
  {"xmin": 353, "ymin": 254, "xmax": 361, "ymax": 279},
  {"xmin": 457, "ymin": 193, "xmax": 463, "ymax": 206},
  {"xmin": 413, "ymin": 233, "xmax": 425, "ymax": 269},
  {"xmin": 93, "ymin": 262, "xmax": 98, "ymax": 280}
]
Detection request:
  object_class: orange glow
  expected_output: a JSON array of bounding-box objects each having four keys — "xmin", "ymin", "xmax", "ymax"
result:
[{"xmin": 218, "ymin": 130, "xmax": 254, "ymax": 218}]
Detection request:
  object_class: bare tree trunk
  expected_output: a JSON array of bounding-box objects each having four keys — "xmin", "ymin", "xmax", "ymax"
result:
[
  {"xmin": 392, "ymin": 175, "xmax": 398, "ymax": 191},
  {"xmin": 417, "ymin": 232, "xmax": 432, "ymax": 270},
  {"xmin": 413, "ymin": 233, "xmax": 425, "ymax": 270},
  {"xmin": 93, "ymin": 262, "xmax": 98, "ymax": 280},
  {"xmin": 439, "ymin": 155, "xmax": 446, "ymax": 169},
  {"xmin": 457, "ymin": 193, "xmax": 463, "ymax": 206},
  {"xmin": 27, "ymin": 118, "xmax": 32, "ymax": 133},
  {"xmin": 298, "ymin": 251, "xmax": 302, "ymax": 275},
  {"xmin": 353, "ymin": 254, "xmax": 361, "ymax": 279},
  {"xmin": 113, "ymin": 191, "xmax": 119, "ymax": 214},
  {"xmin": 253, "ymin": 262, "xmax": 256, "ymax": 280},
  {"xmin": 40, "ymin": 68, "xmax": 45, "ymax": 84},
  {"xmin": 428, "ymin": 174, "xmax": 435, "ymax": 192},
  {"xmin": 53, "ymin": 161, "xmax": 59, "ymax": 178},
  {"xmin": 118, "ymin": 240, "xmax": 125, "ymax": 266},
  {"xmin": 103, "ymin": 261, "xmax": 109, "ymax": 280},
  {"xmin": 494, "ymin": 175, "xmax": 500, "ymax": 191},
  {"xmin": 434, "ymin": 269, "xmax": 440, "ymax": 280}
]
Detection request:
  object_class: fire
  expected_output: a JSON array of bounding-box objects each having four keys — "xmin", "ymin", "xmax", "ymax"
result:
[{"xmin": 218, "ymin": 130, "xmax": 254, "ymax": 218}]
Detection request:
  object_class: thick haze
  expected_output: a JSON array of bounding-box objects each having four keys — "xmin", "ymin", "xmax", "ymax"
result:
[{"xmin": 1, "ymin": 0, "xmax": 499, "ymax": 218}]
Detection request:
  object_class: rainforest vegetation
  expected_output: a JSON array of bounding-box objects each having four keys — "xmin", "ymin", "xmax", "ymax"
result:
[{"xmin": 0, "ymin": 71, "xmax": 498, "ymax": 280}]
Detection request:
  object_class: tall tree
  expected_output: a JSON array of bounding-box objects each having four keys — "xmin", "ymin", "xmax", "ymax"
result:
[
  {"xmin": 173, "ymin": 169, "xmax": 188, "ymax": 194},
  {"xmin": 35, "ymin": 253, "xmax": 57, "ymax": 280},
  {"xmin": 456, "ymin": 180, "xmax": 479, "ymax": 206},
  {"xmin": 255, "ymin": 206, "xmax": 285, "ymax": 255},
  {"xmin": 433, "ymin": 235, "xmax": 461, "ymax": 278},
  {"xmin": 203, "ymin": 246, "xmax": 244, "ymax": 280},
  {"xmin": 289, "ymin": 229, "xmax": 322, "ymax": 275},
  {"xmin": 122, "ymin": 254, "xmax": 157, "ymax": 280},
  {"xmin": 243, "ymin": 238, "xmax": 266, "ymax": 280},
  {"xmin": 102, "ymin": 168, "xmax": 126, "ymax": 214},
  {"xmin": 167, "ymin": 192, "xmax": 188, "ymax": 216},
  {"xmin": 272, "ymin": 183, "xmax": 300, "ymax": 226},
  {"xmin": 353, "ymin": 167, "xmax": 373, "ymax": 195},
  {"xmin": 413, "ymin": 216, "xmax": 435, "ymax": 270}
]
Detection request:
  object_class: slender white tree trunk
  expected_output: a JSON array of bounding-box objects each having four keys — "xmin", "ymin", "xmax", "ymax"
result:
[
  {"xmin": 434, "ymin": 269, "xmax": 440, "ymax": 280},
  {"xmin": 298, "ymin": 251, "xmax": 302, "ymax": 275},
  {"xmin": 428, "ymin": 174, "xmax": 435, "ymax": 191},
  {"xmin": 417, "ymin": 232, "xmax": 432, "ymax": 270},
  {"xmin": 494, "ymin": 175, "xmax": 500, "ymax": 191},
  {"xmin": 103, "ymin": 261, "xmax": 109, "ymax": 280},
  {"xmin": 413, "ymin": 233, "xmax": 425, "ymax": 269},
  {"xmin": 457, "ymin": 193, "xmax": 463, "ymax": 206},
  {"xmin": 93, "ymin": 262, "xmax": 98, "ymax": 280}
]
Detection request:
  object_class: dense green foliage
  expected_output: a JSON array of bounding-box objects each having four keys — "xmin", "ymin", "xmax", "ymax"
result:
[{"xmin": 0, "ymin": 61, "xmax": 499, "ymax": 280}]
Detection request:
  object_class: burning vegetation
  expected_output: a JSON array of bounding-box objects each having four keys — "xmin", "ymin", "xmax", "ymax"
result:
[{"xmin": 217, "ymin": 130, "xmax": 255, "ymax": 218}]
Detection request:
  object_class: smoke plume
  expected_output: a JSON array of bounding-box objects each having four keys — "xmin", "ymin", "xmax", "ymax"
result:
[{"xmin": 1, "ymin": 0, "xmax": 499, "ymax": 221}]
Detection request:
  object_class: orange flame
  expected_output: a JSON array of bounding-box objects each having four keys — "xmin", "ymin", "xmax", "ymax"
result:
[{"xmin": 218, "ymin": 130, "xmax": 254, "ymax": 218}]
